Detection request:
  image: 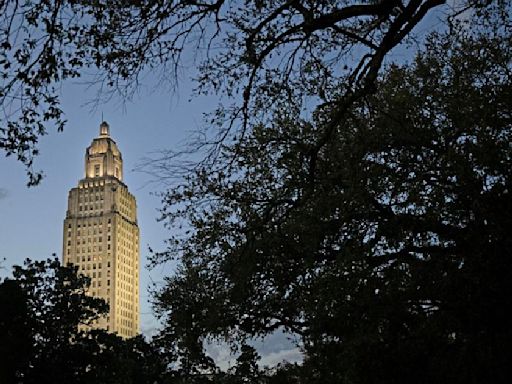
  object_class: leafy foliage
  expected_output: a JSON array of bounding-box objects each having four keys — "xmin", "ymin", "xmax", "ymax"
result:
[
  {"xmin": 1, "ymin": 0, "xmax": 458, "ymax": 184},
  {"xmin": 0, "ymin": 258, "xmax": 166, "ymax": 384},
  {"xmin": 226, "ymin": 344, "xmax": 262, "ymax": 384},
  {"xmin": 152, "ymin": 4, "xmax": 512, "ymax": 383}
]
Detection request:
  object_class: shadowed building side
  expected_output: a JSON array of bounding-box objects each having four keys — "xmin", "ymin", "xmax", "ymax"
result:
[{"xmin": 62, "ymin": 122, "xmax": 140, "ymax": 338}]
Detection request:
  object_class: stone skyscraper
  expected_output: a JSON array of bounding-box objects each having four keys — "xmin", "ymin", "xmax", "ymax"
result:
[{"xmin": 62, "ymin": 122, "xmax": 140, "ymax": 338}]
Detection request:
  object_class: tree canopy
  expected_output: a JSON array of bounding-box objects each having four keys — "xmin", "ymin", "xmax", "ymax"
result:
[
  {"xmin": 0, "ymin": 259, "xmax": 166, "ymax": 384},
  {"xmin": 1, "ymin": 0, "xmax": 467, "ymax": 185},
  {"xmin": 150, "ymin": 3, "xmax": 512, "ymax": 382}
]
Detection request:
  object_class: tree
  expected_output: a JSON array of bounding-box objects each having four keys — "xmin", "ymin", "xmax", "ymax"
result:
[
  {"xmin": 77, "ymin": 331, "xmax": 168, "ymax": 384},
  {"xmin": 0, "ymin": 279, "xmax": 31, "ymax": 384},
  {"xmin": 1, "ymin": 0, "xmax": 463, "ymax": 185},
  {"xmin": 151, "ymin": 3, "xmax": 512, "ymax": 383},
  {"xmin": 227, "ymin": 344, "xmax": 263, "ymax": 384},
  {"xmin": 0, "ymin": 258, "xmax": 106, "ymax": 383},
  {"xmin": 0, "ymin": 258, "xmax": 167, "ymax": 384}
]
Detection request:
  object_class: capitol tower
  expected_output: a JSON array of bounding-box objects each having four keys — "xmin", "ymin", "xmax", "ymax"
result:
[{"xmin": 62, "ymin": 122, "xmax": 140, "ymax": 338}]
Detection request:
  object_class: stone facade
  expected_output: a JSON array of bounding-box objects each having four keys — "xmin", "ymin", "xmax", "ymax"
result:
[{"xmin": 62, "ymin": 122, "xmax": 140, "ymax": 338}]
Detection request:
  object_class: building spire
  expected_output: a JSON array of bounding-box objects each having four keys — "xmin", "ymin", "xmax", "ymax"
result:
[
  {"xmin": 87, "ymin": 121, "xmax": 122, "ymax": 180},
  {"xmin": 99, "ymin": 121, "xmax": 110, "ymax": 137}
]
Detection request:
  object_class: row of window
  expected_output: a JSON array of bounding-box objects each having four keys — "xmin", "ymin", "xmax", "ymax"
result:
[
  {"xmin": 76, "ymin": 258, "xmax": 112, "ymax": 267},
  {"xmin": 71, "ymin": 227, "xmax": 109, "ymax": 236},
  {"xmin": 68, "ymin": 235, "xmax": 110, "ymax": 246},
  {"xmin": 67, "ymin": 218, "xmax": 112, "ymax": 229},
  {"xmin": 80, "ymin": 266, "xmax": 105, "ymax": 275},
  {"xmin": 79, "ymin": 204, "xmax": 104, "ymax": 211},
  {"xmin": 79, "ymin": 180, "xmax": 107, "ymax": 189},
  {"xmin": 81, "ymin": 271, "xmax": 111, "ymax": 285},
  {"xmin": 79, "ymin": 192, "xmax": 104, "ymax": 203},
  {"xmin": 67, "ymin": 244, "xmax": 111, "ymax": 254}
]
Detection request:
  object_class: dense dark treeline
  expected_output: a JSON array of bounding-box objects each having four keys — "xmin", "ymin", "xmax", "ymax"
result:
[
  {"xmin": 0, "ymin": 260, "xmax": 166, "ymax": 384},
  {"xmin": 0, "ymin": 259, "xmax": 293, "ymax": 383}
]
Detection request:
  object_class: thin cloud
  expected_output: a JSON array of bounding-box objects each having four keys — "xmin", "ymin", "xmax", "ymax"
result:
[
  {"xmin": 259, "ymin": 347, "xmax": 303, "ymax": 368},
  {"xmin": 0, "ymin": 188, "xmax": 8, "ymax": 200}
]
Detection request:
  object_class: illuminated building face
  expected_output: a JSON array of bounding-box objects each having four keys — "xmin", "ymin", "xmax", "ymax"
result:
[{"xmin": 63, "ymin": 122, "xmax": 140, "ymax": 338}]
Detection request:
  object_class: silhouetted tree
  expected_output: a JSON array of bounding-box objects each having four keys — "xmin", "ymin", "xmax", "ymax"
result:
[
  {"xmin": 226, "ymin": 345, "xmax": 262, "ymax": 384},
  {"xmin": 0, "ymin": 258, "xmax": 167, "ymax": 384},
  {"xmin": 0, "ymin": 279, "xmax": 31, "ymax": 384},
  {"xmin": 78, "ymin": 331, "xmax": 168, "ymax": 384},
  {"xmin": 0, "ymin": 258, "xmax": 108, "ymax": 383},
  {"xmin": 152, "ymin": 3, "xmax": 512, "ymax": 383},
  {"xmin": 1, "ymin": 0, "xmax": 467, "ymax": 185}
]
